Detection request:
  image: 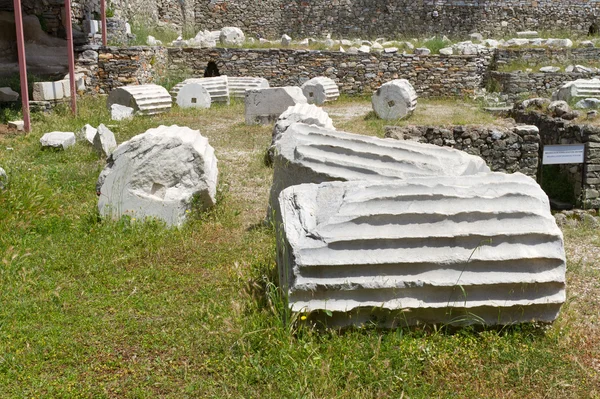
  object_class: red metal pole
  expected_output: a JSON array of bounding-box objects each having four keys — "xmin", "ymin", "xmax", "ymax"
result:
[
  {"xmin": 65, "ymin": 0, "xmax": 77, "ymax": 115},
  {"xmin": 13, "ymin": 0, "xmax": 30, "ymax": 132},
  {"xmin": 100, "ymin": 0, "xmax": 107, "ymax": 46}
]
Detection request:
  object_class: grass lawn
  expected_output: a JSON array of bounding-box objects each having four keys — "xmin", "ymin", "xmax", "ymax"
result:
[{"xmin": 0, "ymin": 96, "xmax": 598, "ymax": 398}]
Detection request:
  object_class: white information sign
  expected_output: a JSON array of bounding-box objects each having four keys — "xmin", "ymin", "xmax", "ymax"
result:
[{"xmin": 542, "ymin": 144, "xmax": 585, "ymax": 165}]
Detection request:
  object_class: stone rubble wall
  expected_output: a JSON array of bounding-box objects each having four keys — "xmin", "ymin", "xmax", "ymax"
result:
[
  {"xmin": 512, "ymin": 109, "xmax": 600, "ymax": 207},
  {"xmin": 494, "ymin": 48, "xmax": 600, "ymax": 68},
  {"xmin": 384, "ymin": 124, "xmax": 540, "ymax": 178},
  {"xmin": 190, "ymin": 0, "xmax": 600, "ymax": 39},
  {"xmin": 76, "ymin": 46, "xmax": 168, "ymax": 93},
  {"xmin": 167, "ymin": 47, "xmax": 493, "ymax": 97},
  {"xmin": 490, "ymin": 71, "xmax": 600, "ymax": 102},
  {"xmin": 4, "ymin": 0, "xmax": 600, "ymax": 40}
]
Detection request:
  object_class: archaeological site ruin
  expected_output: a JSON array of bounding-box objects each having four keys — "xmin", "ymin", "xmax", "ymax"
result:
[{"xmin": 0, "ymin": 0, "xmax": 600, "ymax": 340}]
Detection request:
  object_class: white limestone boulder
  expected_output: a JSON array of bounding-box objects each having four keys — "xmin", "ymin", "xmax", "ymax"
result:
[
  {"xmin": 546, "ymin": 38, "xmax": 573, "ymax": 48},
  {"xmin": 93, "ymin": 124, "xmax": 117, "ymax": 157},
  {"xmin": 276, "ymin": 173, "xmax": 566, "ymax": 327},
  {"xmin": 0, "ymin": 167, "xmax": 6, "ymax": 190},
  {"xmin": 228, "ymin": 77, "xmax": 270, "ymax": 99},
  {"xmin": 219, "ymin": 27, "xmax": 245, "ymax": 46},
  {"xmin": 8, "ymin": 120, "xmax": 24, "ymax": 131},
  {"xmin": 175, "ymin": 83, "xmax": 212, "ymax": 109},
  {"xmin": 301, "ymin": 77, "xmax": 340, "ymax": 105},
  {"xmin": 269, "ymin": 123, "xmax": 490, "ymax": 219},
  {"xmin": 575, "ymin": 98, "xmax": 600, "ymax": 109},
  {"xmin": 281, "ymin": 34, "xmax": 292, "ymax": 47},
  {"xmin": 33, "ymin": 81, "xmax": 64, "ymax": 101},
  {"xmin": 110, "ymin": 104, "xmax": 134, "ymax": 121},
  {"xmin": 0, "ymin": 87, "xmax": 19, "ymax": 102},
  {"xmin": 146, "ymin": 35, "xmax": 162, "ymax": 46},
  {"xmin": 40, "ymin": 132, "xmax": 76, "ymax": 150},
  {"xmin": 107, "ymin": 84, "xmax": 172, "ymax": 116},
  {"xmin": 372, "ymin": 79, "xmax": 418, "ymax": 120},
  {"xmin": 80, "ymin": 124, "xmax": 98, "ymax": 144},
  {"xmin": 272, "ymin": 104, "xmax": 335, "ymax": 146},
  {"xmin": 554, "ymin": 79, "xmax": 600, "ymax": 103},
  {"xmin": 245, "ymin": 87, "xmax": 307, "ymax": 125},
  {"xmin": 97, "ymin": 125, "xmax": 218, "ymax": 226},
  {"xmin": 171, "ymin": 76, "xmax": 230, "ymax": 104}
]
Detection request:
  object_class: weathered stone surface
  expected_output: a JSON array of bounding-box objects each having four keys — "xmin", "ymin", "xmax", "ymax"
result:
[
  {"xmin": 107, "ymin": 84, "xmax": 172, "ymax": 115},
  {"xmin": 111, "ymin": 104, "xmax": 134, "ymax": 121},
  {"xmin": 414, "ymin": 47, "xmax": 431, "ymax": 56},
  {"xmin": 0, "ymin": 87, "xmax": 19, "ymax": 102},
  {"xmin": 80, "ymin": 124, "xmax": 97, "ymax": 144},
  {"xmin": 97, "ymin": 125, "xmax": 218, "ymax": 226},
  {"xmin": 301, "ymin": 76, "xmax": 340, "ymax": 105},
  {"xmin": 276, "ymin": 173, "xmax": 566, "ymax": 327},
  {"xmin": 93, "ymin": 124, "xmax": 117, "ymax": 157},
  {"xmin": 385, "ymin": 124, "xmax": 540, "ymax": 177},
  {"xmin": 228, "ymin": 76, "xmax": 270, "ymax": 99},
  {"xmin": 175, "ymin": 83, "xmax": 212, "ymax": 109},
  {"xmin": 272, "ymin": 103, "xmax": 335, "ymax": 146},
  {"xmin": 32, "ymin": 81, "xmax": 64, "ymax": 101},
  {"xmin": 171, "ymin": 76, "xmax": 230, "ymax": 104},
  {"xmin": 8, "ymin": 120, "xmax": 24, "ymax": 131},
  {"xmin": 548, "ymin": 101, "xmax": 570, "ymax": 117},
  {"xmin": 540, "ymin": 66, "xmax": 560, "ymax": 73},
  {"xmin": 219, "ymin": 27, "xmax": 245, "ymax": 46},
  {"xmin": 270, "ymin": 123, "xmax": 490, "ymax": 217},
  {"xmin": 146, "ymin": 35, "xmax": 162, "ymax": 46},
  {"xmin": 546, "ymin": 38, "xmax": 573, "ymax": 48},
  {"xmin": 554, "ymin": 79, "xmax": 600, "ymax": 103},
  {"xmin": 372, "ymin": 79, "xmax": 418, "ymax": 120},
  {"xmin": 245, "ymin": 87, "xmax": 307, "ymax": 125},
  {"xmin": 575, "ymin": 98, "xmax": 600, "ymax": 109},
  {"xmin": 281, "ymin": 34, "xmax": 292, "ymax": 47},
  {"xmin": 40, "ymin": 132, "xmax": 76, "ymax": 150},
  {"xmin": 517, "ymin": 31, "xmax": 538, "ymax": 37},
  {"xmin": 63, "ymin": 73, "xmax": 86, "ymax": 92},
  {"xmin": 0, "ymin": 167, "xmax": 6, "ymax": 190}
]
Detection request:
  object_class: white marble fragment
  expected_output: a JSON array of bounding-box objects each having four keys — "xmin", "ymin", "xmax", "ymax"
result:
[
  {"xmin": 40, "ymin": 132, "xmax": 76, "ymax": 149},
  {"xmin": 220, "ymin": 27, "xmax": 245, "ymax": 46},
  {"xmin": 301, "ymin": 77, "xmax": 340, "ymax": 105},
  {"xmin": 93, "ymin": 124, "xmax": 117, "ymax": 157},
  {"xmin": 0, "ymin": 167, "xmax": 6, "ymax": 189},
  {"xmin": 269, "ymin": 123, "xmax": 490, "ymax": 218},
  {"xmin": 111, "ymin": 104, "xmax": 134, "ymax": 121},
  {"xmin": 276, "ymin": 173, "xmax": 566, "ymax": 327},
  {"xmin": 244, "ymin": 87, "xmax": 307, "ymax": 125},
  {"xmin": 372, "ymin": 79, "xmax": 418, "ymax": 120},
  {"xmin": 97, "ymin": 125, "xmax": 218, "ymax": 226},
  {"xmin": 271, "ymin": 103, "xmax": 335, "ymax": 146},
  {"xmin": 171, "ymin": 76, "xmax": 230, "ymax": 104},
  {"xmin": 107, "ymin": 84, "xmax": 171, "ymax": 115},
  {"xmin": 80, "ymin": 124, "xmax": 98, "ymax": 144},
  {"xmin": 554, "ymin": 79, "xmax": 600, "ymax": 103},
  {"xmin": 175, "ymin": 83, "xmax": 212, "ymax": 109},
  {"xmin": 228, "ymin": 76, "xmax": 270, "ymax": 99}
]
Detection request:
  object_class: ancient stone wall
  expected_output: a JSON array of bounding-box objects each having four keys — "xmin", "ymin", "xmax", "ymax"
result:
[
  {"xmin": 76, "ymin": 46, "xmax": 168, "ymax": 93},
  {"xmin": 191, "ymin": 0, "xmax": 600, "ymax": 39},
  {"xmin": 167, "ymin": 47, "xmax": 493, "ymax": 97},
  {"xmin": 5, "ymin": 0, "xmax": 600, "ymax": 40},
  {"xmin": 512, "ymin": 109, "xmax": 600, "ymax": 207},
  {"xmin": 384, "ymin": 124, "xmax": 540, "ymax": 178},
  {"xmin": 494, "ymin": 48, "xmax": 600, "ymax": 68},
  {"xmin": 490, "ymin": 71, "xmax": 600, "ymax": 101}
]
